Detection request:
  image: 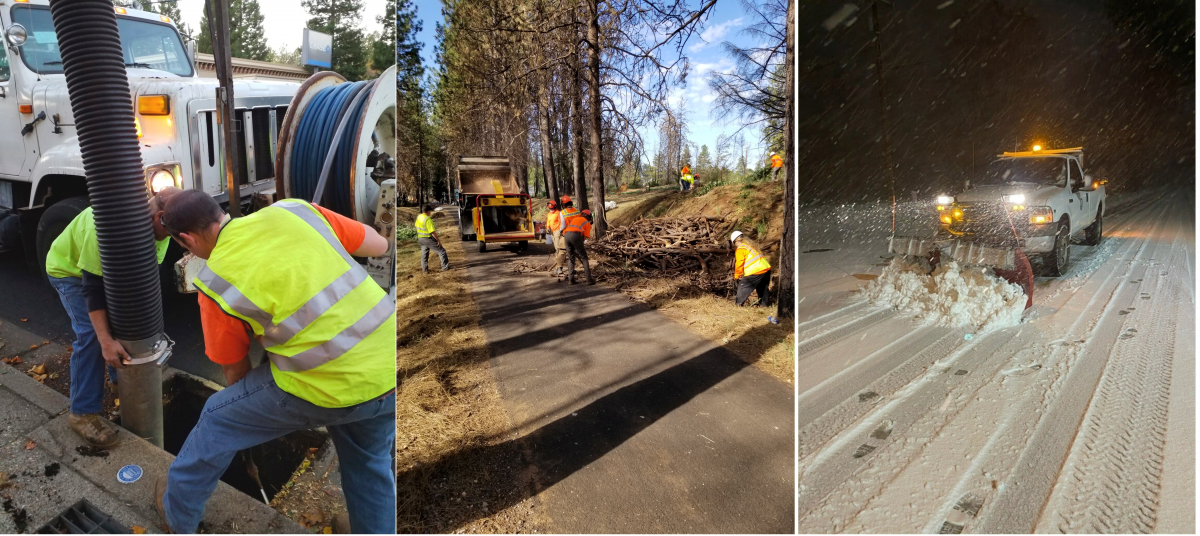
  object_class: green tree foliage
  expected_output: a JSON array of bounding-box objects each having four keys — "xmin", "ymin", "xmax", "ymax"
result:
[
  {"xmin": 303, "ymin": 0, "xmax": 369, "ymax": 81},
  {"xmin": 197, "ymin": 0, "xmax": 274, "ymax": 61},
  {"xmin": 369, "ymin": 0, "xmax": 397, "ymax": 74}
]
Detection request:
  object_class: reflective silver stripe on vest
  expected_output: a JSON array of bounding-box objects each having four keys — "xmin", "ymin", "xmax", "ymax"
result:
[
  {"xmin": 197, "ymin": 201, "xmax": 380, "ymax": 349},
  {"xmin": 262, "ymin": 267, "xmax": 368, "ymax": 346},
  {"xmin": 274, "ymin": 201, "xmax": 357, "ymax": 266},
  {"xmin": 198, "ymin": 265, "xmax": 276, "ymax": 330},
  {"xmin": 268, "ymin": 292, "xmax": 394, "ymax": 372}
]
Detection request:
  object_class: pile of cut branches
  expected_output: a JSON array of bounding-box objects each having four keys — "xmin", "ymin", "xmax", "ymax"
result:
[{"xmin": 589, "ymin": 215, "xmax": 734, "ymax": 275}]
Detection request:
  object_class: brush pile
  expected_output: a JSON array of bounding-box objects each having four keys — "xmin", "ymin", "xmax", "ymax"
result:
[{"xmin": 589, "ymin": 215, "xmax": 734, "ymax": 275}]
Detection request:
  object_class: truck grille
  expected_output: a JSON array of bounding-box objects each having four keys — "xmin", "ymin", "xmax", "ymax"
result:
[{"xmin": 191, "ymin": 102, "xmax": 288, "ymax": 196}]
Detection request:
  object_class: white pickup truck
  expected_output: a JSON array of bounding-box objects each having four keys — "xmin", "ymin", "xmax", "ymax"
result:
[
  {"xmin": 937, "ymin": 147, "xmax": 1106, "ymax": 276},
  {"xmin": 0, "ymin": 1, "xmax": 298, "ymax": 272}
]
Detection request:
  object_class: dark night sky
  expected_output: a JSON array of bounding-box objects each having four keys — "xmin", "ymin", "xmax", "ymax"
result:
[{"xmin": 799, "ymin": 0, "xmax": 1195, "ymax": 204}]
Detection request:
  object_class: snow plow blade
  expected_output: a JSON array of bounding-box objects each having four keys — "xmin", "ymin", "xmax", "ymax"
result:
[{"xmin": 888, "ymin": 236, "xmax": 1018, "ymax": 271}]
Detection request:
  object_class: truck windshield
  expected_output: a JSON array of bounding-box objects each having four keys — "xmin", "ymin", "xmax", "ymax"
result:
[
  {"xmin": 980, "ymin": 158, "xmax": 1067, "ymax": 187},
  {"xmin": 11, "ymin": 5, "xmax": 193, "ymax": 77}
]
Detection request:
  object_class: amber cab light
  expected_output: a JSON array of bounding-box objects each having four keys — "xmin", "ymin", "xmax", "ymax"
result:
[{"xmin": 138, "ymin": 95, "xmax": 171, "ymax": 115}]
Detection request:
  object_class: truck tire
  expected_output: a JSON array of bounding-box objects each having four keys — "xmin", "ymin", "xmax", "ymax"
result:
[
  {"xmin": 478, "ymin": 240, "xmax": 486, "ymax": 252},
  {"xmin": 1082, "ymin": 206, "xmax": 1103, "ymax": 246},
  {"xmin": 518, "ymin": 240, "xmax": 528, "ymax": 251},
  {"xmin": 36, "ymin": 196, "xmax": 90, "ymax": 279},
  {"xmin": 1041, "ymin": 219, "xmax": 1071, "ymax": 277},
  {"xmin": 461, "ymin": 233, "xmax": 468, "ymax": 242}
]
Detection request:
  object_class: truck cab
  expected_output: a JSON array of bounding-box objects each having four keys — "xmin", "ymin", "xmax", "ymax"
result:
[
  {"xmin": 938, "ymin": 146, "xmax": 1106, "ymax": 276},
  {"xmin": 0, "ymin": 0, "xmax": 298, "ymax": 272}
]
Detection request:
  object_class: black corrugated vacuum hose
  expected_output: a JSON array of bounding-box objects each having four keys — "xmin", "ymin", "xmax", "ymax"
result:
[{"xmin": 49, "ymin": 0, "xmax": 163, "ymax": 342}]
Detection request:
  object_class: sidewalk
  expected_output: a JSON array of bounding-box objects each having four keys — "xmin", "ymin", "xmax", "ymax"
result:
[
  {"xmin": 0, "ymin": 357, "xmax": 303, "ymax": 533},
  {"xmin": 455, "ymin": 238, "xmax": 795, "ymax": 533}
]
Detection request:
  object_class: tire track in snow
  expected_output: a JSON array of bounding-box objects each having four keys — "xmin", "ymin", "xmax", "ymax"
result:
[
  {"xmin": 965, "ymin": 193, "xmax": 1177, "ymax": 534},
  {"xmin": 1036, "ymin": 196, "xmax": 1188, "ymax": 533}
]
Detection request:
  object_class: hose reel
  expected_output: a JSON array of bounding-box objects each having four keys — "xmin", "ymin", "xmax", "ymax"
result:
[{"xmin": 274, "ymin": 65, "xmax": 398, "ymax": 291}]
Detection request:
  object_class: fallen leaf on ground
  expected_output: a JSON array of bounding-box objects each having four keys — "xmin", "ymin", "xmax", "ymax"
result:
[
  {"xmin": 29, "ymin": 344, "xmax": 37, "ymax": 350},
  {"xmin": 298, "ymin": 509, "xmax": 324, "ymax": 528},
  {"xmin": 132, "ymin": 526, "xmax": 146, "ymax": 534},
  {"xmin": 30, "ymin": 364, "xmax": 46, "ymax": 375},
  {"xmin": 20, "ymin": 319, "xmax": 27, "ymax": 322},
  {"xmin": 33, "ymin": 374, "xmax": 47, "ymax": 382},
  {"xmin": 114, "ymin": 399, "xmax": 120, "ymax": 407},
  {"xmin": 3, "ymin": 356, "xmax": 21, "ymax": 365},
  {"xmin": 323, "ymin": 527, "xmax": 332, "ymax": 534},
  {"xmin": 24, "ymin": 440, "xmax": 36, "ymax": 450}
]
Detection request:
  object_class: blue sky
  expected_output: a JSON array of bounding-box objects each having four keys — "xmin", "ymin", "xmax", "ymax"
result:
[{"xmin": 411, "ymin": 0, "xmax": 776, "ymax": 168}]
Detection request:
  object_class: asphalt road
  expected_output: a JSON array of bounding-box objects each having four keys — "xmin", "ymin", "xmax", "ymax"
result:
[
  {"xmin": 449, "ymin": 231, "xmax": 795, "ymax": 533},
  {"xmin": 0, "ymin": 242, "xmax": 227, "ymax": 384}
]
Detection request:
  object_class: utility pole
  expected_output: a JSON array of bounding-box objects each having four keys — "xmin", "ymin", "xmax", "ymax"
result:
[
  {"xmin": 870, "ymin": 0, "xmax": 895, "ymax": 233},
  {"xmin": 206, "ymin": 0, "xmax": 241, "ymax": 217}
]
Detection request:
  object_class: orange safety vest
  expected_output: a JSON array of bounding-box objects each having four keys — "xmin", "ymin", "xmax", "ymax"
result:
[
  {"xmin": 547, "ymin": 209, "xmax": 561, "ymax": 232},
  {"xmin": 564, "ymin": 214, "xmax": 591, "ymax": 236},
  {"xmin": 770, "ymin": 154, "xmax": 784, "ymax": 168},
  {"xmin": 735, "ymin": 243, "xmax": 771, "ymax": 278},
  {"xmin": 559, "ymin": 207, "xmax": 579, "ymax": 230}
]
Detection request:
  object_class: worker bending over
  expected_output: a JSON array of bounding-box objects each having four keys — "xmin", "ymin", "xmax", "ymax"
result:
[
  {"xmin": 731, "ymin": 230, "xmax": 772, "ymax": 307},
  {"xmin": 45, "ymin": 187, "xmax": 181, "ymax": 449},
  {"xmin": 156, "ymin": 191, "xmax": 395, "ymax": 534},
  {"xmin": 770, "ymin": 152, "xmax": 784, "ymax": 181},
  {"xmin": 563, "ymin": 208, "xmax": 595, "ymax": 285},
  {"xmin": 415, "ymin": 204, "xmax": 449, "ymax": 273}
]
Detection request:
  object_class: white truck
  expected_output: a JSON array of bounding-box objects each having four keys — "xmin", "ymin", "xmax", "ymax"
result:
[
  {"xmin": 891, "ymin": 146, "xmax": 1106, "ymax": 281},
  {"xmin": 0, "ymin": 1, "xmax": 299, "ymax": 273},
  {"xmin": 935, "ymin": 147, "xmax": 1106, "ymax": 276}
]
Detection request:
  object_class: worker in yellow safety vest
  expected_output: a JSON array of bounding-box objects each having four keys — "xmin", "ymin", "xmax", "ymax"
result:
[
  {"xmin": 680, "ymin": 172, "xmax": 695, "ymax": 192},
  {"xmin": 770, "ymin": 152, "xmax": 784, "ymax": 181},
  {"xmin": 415, "ymin": 204, "xmax": 449, "ymax": 273},
  {"xmin": 731, "ymin": 230, "xmax": 772, "ymax": 307},
  {"xmin": 154, "ymin": 190, "xmax": 395, "ymax": 534}
]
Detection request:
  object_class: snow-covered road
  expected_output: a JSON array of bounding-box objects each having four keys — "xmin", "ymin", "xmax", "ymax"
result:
[{"xmin": 797, "ymin": 188, "xmax": 1195, "ymax": 533}]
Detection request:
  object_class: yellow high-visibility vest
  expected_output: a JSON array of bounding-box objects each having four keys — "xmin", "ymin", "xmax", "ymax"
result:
[
  {"xmin": 415, "ymin": 213, "xmax": 435, "ymax": 238},
  {"xmin": 736, "ymin": 243, "xmax": 771, "ymax": 277},
  {"xmin": 194, "ymin": 201, "xmax": 395, "ymax": 408}
]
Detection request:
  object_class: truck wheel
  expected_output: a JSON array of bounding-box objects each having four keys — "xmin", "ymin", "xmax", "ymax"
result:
[
  {"xmin": 1082, "ymin": 207, "xmax": 1103, "ymax": 246},
  {"xmin": 461, "ymin": 233, "xmax": 468, "ymax": 242},
  {"xmin": 1041, "ymin": 220, "xmax": 1071, "ymax": 277},
  {"xmin": 478, "ymin": 241, "xmax": 486, "ymax": 252},
  {"xmin": 36, "ymin": 196, "xmax": 90, "ymax": 279},
  {"xmin": 518, "ymin": 240, "xmax": 528, "ymax": 251}
]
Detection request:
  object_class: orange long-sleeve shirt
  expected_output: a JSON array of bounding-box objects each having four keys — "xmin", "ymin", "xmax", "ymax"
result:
[{"xmin": 198, "ymin": 204, "xmax": 366, "ymax": 365}]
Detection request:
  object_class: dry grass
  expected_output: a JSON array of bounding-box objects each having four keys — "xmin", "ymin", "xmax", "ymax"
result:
[{"xmin": 395, "ymin": 222, "xmax": 546, "ymax": 534}]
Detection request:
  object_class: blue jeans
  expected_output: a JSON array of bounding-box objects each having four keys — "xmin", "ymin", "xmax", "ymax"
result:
[
  {"xmin": 162, "ymin": 364, "xmax": 396, "ymax": 534},
  {"xmin": 48, "ymin": 276, "xmax": 113, "ymax": 415}
]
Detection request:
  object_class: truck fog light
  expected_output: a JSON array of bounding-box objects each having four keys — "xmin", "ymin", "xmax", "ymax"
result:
[{"xmin": 941, "ymin": 215, "xmax": 952, "ymax": 224}]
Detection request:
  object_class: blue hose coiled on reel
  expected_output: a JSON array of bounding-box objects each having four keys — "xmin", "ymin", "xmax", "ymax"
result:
[{"xmin": 289, "ymin": 80, "xmax": 374, "ymax": 217}]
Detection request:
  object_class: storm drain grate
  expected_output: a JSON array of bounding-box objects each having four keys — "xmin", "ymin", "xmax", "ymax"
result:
[{"xmin": 37, "ymin": 499, "xmax": 130, "ymax": 534}]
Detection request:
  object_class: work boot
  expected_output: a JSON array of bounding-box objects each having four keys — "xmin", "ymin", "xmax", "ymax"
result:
[
  {"xmin": 68, "ymin": 413, "xmax": 120, "ymax": 449},
  {"xmin": 154, "ymin": 475, "xmax": 174, "ymax": 533},
  {"xmin": 332, "ymin": 512, "xmax": 351, "ymax": 534}
]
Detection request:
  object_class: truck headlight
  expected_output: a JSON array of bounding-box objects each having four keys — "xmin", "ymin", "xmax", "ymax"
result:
[
  {"xmin": 146, "ymin": 164, "xmax": 181, "ymax": 193},
  {"xmin": 1002, "ymin": 193, "xmax": 1025, "ymax": 204},
  {"xmin": 1028, "ymin": 207, "xmax": 1053, "ymax": 224},
  {"xmin": 936, "ymin": 195, "xmax": 954, "ymax": 205}
]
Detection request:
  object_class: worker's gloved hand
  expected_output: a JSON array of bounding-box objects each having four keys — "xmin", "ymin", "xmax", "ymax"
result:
[{"xmin": 99, "ymin": 338, "xmax": 130, "ymax": 369}]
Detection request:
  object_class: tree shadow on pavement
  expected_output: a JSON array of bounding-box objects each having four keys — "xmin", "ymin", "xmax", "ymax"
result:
[{"xmin": 396, "ymin": 322, "xmax": 793, "ymax": 533}]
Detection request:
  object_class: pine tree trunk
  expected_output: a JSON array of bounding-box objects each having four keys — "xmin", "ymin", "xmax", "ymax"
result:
[
  {"xmin": 776, "ymin": 0, "xmax": 796, "ymax": 319},
  {"xmin": 570, "ymin": 15, "xmax": 589, "ymax": 211},
  {"xmin": 537, "ymin": 85, "xmax": 558, "ymax": 203},
  {"xmin": 584, "ymin": 0, "xmax": 606, "ymax": 238}
]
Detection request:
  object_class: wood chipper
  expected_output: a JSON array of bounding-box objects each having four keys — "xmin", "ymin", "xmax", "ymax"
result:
[{"xmin": 455, "ymin": 156, "xmax": 534, "ymax": 252}]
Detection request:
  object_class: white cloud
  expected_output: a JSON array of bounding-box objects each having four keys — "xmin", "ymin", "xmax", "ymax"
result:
[{"xmin": 688, "ymin": 17, "xmax": 744, "ymax": 53}]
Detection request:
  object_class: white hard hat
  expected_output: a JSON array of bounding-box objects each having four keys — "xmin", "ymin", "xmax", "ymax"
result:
[{"xmin": 730, "ymin": 231, "xmax": 743, "ymax": 242}]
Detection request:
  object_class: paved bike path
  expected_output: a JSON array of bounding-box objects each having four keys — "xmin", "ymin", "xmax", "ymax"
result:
[{"xmin": 459, "ymin": 237, "xmax": 794, "ymax": 533}]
